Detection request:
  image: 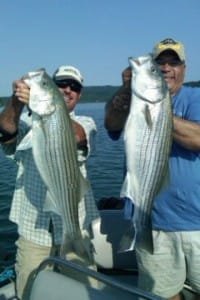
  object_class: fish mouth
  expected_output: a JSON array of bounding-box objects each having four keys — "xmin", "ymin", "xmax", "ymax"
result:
[{"xmin": 133, "ymin": 84, "xmax": 162, "ymax": 95}]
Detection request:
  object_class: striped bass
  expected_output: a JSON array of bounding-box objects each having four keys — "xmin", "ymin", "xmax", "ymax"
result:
[
  {"xmin": 120, "ymin": 54, "xmax": 172, "ymax": 250},
  {"xmin": 22, "ymin": 69, "xmax": 90, "ymax": 255}
]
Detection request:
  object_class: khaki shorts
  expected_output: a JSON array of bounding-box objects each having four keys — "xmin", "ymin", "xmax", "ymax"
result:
[
  {"xmin": 15, "ymin": 237, "xmax": 59, "ymax": 300},
  {"xmin": 135, "ymin": 230, "xmax": 200, "ymax": 298},
  {"xmin": 15, "ymin": 236, "xmax": 97, "ymax": 300}
]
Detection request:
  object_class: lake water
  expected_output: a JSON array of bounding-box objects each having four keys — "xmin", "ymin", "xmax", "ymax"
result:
[{"xmin": 0, "ymin": 102, "xmax": 125, "ymax": 272}]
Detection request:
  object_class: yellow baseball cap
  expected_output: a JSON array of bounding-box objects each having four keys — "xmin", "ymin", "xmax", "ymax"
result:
[{"xmin": 152, "ymin": 38, "xmax": 186, "ymax": 62}]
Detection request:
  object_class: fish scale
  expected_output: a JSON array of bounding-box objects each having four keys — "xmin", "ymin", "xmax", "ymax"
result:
[{"xmin": 120, "ymin": 55, "xmax": 172, "ymax": 249}]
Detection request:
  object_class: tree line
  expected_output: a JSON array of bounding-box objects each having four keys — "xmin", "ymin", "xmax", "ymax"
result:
[{"xmin": 1, "ymin": 82, "xmax": 200, "ymax": 106}]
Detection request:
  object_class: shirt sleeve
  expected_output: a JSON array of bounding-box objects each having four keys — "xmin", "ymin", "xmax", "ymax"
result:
[
  {"xmin": 186, "ymin": 89, "xmax": 200, "ymax": 123},
  {"xmin": 72, "ymin": 115, "xmax": 97, "ymax": 163}
]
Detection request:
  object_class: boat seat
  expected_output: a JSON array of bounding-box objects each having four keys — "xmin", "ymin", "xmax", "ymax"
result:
[
  {"xmin": 91, "ymin": 197, "xmax": 137, "ymax": 270},
  {"xmin": 30, "ymin": 269, "xmax": 138, "ymax": 300},
  {"xmin": 29, "ymin": 257, "xmax": 163, "ymax": 300},
  {"xmin": 30, "ymin": 269, "xmax": 103, "ymax": 300}
]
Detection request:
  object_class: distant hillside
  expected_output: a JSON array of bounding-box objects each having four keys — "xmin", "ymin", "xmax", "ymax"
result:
[
  {"xmin": 0, "ymin": 97, "xmax": 9, "ymax": 107},
  {"xmin": 183, "ymin": 81, "xmax": 200, "ymax": 87},
  {"xmin": 81, "ymin": 82, "xmax": 200, "ymax": 102},
  {"xmin": 0, "ymin": 82, "xmax": 200, "ymax": 107},
  {"xmin": 0, "ymin": 85, "xmax": 119, "ymax": 106},
  {"xmin": 81, "ymin": 85, "xmax": 119, "ymax": 102}
]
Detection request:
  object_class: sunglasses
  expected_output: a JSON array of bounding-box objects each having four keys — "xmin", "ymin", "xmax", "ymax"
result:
[
  {"xmin": 55, "ymin": 79, "xmax": 82, "ymax": 93},
  {"xmin": 155, "ymin": 58, "xmax": 184, "ymax": 67}
]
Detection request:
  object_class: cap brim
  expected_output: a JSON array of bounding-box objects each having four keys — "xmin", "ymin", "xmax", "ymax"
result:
[{"xmin": 54, "ymin": 76, "xmax": 83, "ymax": 86}]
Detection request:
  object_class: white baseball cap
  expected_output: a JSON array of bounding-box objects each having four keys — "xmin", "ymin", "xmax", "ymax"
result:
[{"xmin": 53, "ymin": 65, "xmax": 84, "ymax": 86}]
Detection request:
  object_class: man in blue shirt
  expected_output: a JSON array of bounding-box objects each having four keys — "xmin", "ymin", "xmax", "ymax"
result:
[{"xmin": 105, "ymin": 38, "xmax": 200, "ymax": 300}]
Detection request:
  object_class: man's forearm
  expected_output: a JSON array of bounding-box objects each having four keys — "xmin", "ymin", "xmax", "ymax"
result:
[
  {"xmin": 173, "ymin": 116, "xmax": 200, "ymax": 151},
  {"xmin": 0, "ymin": 95, "xmax": 24, "ymax": 136},
  {"xmin": 104, "ymin": 85, "xmax": 131, "ymax": 132}
]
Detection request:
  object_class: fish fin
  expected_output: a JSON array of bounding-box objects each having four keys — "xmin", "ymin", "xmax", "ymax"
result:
[
  {"xmin": 118, "ymin": 221, "xmax": 136, "ymax": 252},
  {"xmin": 123, "ymin": 197, "xmax": 135, "ymax": 220},
  {"xmin": 143, "ymin": 104, "xmax": 153, "ymax": 128},
  {"xmin": 120, "ymin": 172, "xmax": 137, "ymax": 205},
  {"xmin": 60, "ymin": 235, "xmax": 74, "ymax": 258},
  {"xmin": 43, "ymin": 191, "xmax": 61, "ymax": 214},
  {"xmin": 120, "ymin": 174, "xmax": 130, "ymax": 198},
  {"xmin": 16, "ymin": 130, "xmax": 33, "ymax": 150},
  {"xmin": 119, "ymin": 176, "xmax": 137, "ymax": 252}
]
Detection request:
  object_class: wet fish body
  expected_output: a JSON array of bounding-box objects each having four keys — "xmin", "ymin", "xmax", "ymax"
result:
[
  {"xmin": 23, "ymin": 69, "xmax": 89, "ymax": 249},
  {"xmin": 120, "ymin": 55, "xmax": 172, "ymax": 248}
]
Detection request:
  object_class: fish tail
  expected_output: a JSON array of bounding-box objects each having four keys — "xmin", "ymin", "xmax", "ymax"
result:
[{"xmin": 118, "ymin": 221, "xmax": 136, "ymax": 253}]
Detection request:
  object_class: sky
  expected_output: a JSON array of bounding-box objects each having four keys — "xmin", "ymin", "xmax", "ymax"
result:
[{"xmin": 1, "ymin": 0, "xmax": 200, "ymax": 95}]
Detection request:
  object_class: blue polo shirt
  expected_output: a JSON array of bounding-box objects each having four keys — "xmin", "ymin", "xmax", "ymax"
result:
[{"xmin": 152, "ymin": 86, "xmax": 200, "ymax": 231}]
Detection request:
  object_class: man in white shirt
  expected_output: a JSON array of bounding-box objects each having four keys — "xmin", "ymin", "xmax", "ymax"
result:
[{"xmin": 0, "ymin": 65, "xmax": 99, "ymax": 299}]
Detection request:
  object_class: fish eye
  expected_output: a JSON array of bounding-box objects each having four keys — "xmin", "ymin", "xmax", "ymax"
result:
[
  {"xmin": 151, "ymin": 66, "xmax": 156, "ymax": 73},
  {"xmin": 42, "ymin": 80, "xmax": 48, "ymax": 87}
]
